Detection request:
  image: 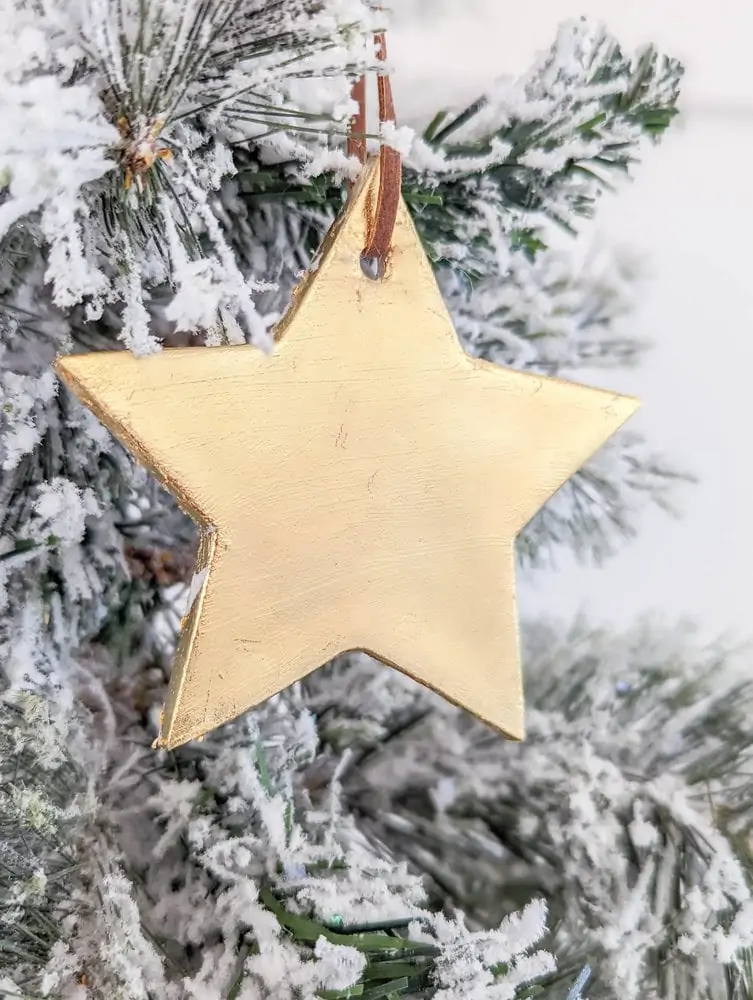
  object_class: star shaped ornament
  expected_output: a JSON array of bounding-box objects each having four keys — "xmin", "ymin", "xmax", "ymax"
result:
[{"xmin": 56, "ymin": 160, "xmax": 638, "ymax": 749}]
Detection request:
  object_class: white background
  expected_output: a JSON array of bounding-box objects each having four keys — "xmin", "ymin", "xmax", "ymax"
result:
[{"xmin": 391, "ymin": 1, "xmax": 753, "ymax": 640}]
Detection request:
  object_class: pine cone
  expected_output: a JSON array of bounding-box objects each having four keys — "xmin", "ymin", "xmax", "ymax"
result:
[{"xmin": 124, "ymin": 543, "xmax": 195, "ymax": 587}]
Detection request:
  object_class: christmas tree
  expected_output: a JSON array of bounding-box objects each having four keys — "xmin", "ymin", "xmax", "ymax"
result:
[{"xmin": 3, "ymin": 2, "xmax": 750, "ymax": 999}]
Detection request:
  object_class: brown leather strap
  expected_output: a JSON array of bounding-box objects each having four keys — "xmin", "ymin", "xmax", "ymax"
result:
[
  {"xmin": 348, "ymin": 31, "xmax": 402, "ymax": 277},
  {"xmin": 347, "ymin": 74, "xmax": 367, "ymax": 165}
]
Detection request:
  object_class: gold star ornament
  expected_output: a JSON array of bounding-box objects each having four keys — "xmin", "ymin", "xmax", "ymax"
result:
[{"xmin": 56, "ymin": 160, "xmax": 638, "ymax": 749}]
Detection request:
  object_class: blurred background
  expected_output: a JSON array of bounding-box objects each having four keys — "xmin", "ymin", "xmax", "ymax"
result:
[{"xmin": 392, "ymin": 0, "xmax": 753, "ymax": 639}]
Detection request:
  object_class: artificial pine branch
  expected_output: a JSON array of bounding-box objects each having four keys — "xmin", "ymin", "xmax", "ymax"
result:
[
  {"xmin": 0, "ymin": 0, "xmax": 382, "ymax": 352},
  {"xmin": 306, "ymin": 620, "xmax": 753, "ymax": 1000}
]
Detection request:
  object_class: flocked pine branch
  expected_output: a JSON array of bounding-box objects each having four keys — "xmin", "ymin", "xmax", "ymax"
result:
[
  {"xmin": 0, "ymin": 669, "xmax": 558, "ymax": 1000},
  {"xmin": 0, "ymin": 693, "xmax": 91, "ymax": 995},
  {"xmin": 0, "ymin": 0, "xmax": 382, "ymax": 353},
  {"xmin": 5, "ymin": 613, "xmax": 753, "ymax": 1000},
  {"xmin": 303, "ymin": 620, "xmax": 753, "ymax": 1000},
  {"xmin": 227, "ymin": 18, "xmax": 681, "ymax": 283}
]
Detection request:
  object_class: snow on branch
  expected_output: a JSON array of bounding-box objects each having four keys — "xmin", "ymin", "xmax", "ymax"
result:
[
  {"xmin": 0, "ymin": 0, "xmax": 380, "ymax": 351},
  {"xmin": 311, "ymin": 619, "xmax": 753, "ymax": 1000}
]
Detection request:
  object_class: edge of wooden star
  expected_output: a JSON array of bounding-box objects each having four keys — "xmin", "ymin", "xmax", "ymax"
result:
[
  {"xmin": 154, "ymin": 642, "xmax": 525, "ymax": 751},
  {"xmin": 365, "ymin": 646, "xmax": 525, "ymax": 743},
  {"xmin": 272, "ymin": 156, "xmax": 382, "ymax": 345},
  {"xmin": 154, "ymin": 527, "xmax": 218, "ymax": 750},
  {"xmin": 55, "ymin": 352, "xmax": 213, "ymax": 529}
]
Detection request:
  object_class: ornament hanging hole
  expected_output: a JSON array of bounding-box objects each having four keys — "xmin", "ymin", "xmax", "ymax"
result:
[{"xmin": 360, "ymin": 254, "xmax": 384, "ymax": 281}]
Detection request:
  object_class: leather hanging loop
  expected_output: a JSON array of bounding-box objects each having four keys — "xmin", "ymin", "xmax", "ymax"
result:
[
  {"xmin": 347, "ymin": 74, "xmax": 367, "ymax": 166},
  {"xmin": 348, "ymin": 31, "xmax": 402, "ymax": 279}
]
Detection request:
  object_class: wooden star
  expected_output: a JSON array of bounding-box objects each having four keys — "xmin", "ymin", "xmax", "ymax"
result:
[{"xmin": 56, "ymin": 160, "xmax": 638, "ymax": 749}]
